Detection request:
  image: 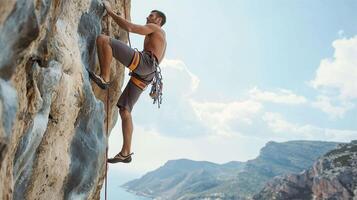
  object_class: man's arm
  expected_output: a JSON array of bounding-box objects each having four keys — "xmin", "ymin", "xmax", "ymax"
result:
[
  {"xmin": 109, "ymin": 12, "xmax": 156, "ymax": 35},
  {"xmin": 103, "ymin": 1, "xmax": 155, "ymax": 35}
]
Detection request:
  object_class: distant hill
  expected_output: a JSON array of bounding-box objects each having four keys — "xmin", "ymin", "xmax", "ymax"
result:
[
  {"xmin": 123, "ymin": 140, "xmax": 340, "ymax": 200},
  {"xmin": 253, "ymin": 140, "xmax": 357, "ymax": 200}
]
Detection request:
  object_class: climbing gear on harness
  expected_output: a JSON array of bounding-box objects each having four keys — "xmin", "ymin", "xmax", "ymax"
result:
[
  {"xmin": 149, "ymin": 61, "xmax": 163, "ymax": 108},
  {"xmin": 108, "ymin": 152, "xmax": 134, "ymax": 163},
  {"xmin": 87, "ymin": 69, "xmax": 112, "ymax": 89}
]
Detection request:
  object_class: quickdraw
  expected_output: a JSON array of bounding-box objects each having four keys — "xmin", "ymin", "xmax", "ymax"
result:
[{"xmin": 149, "ymin": 62, "xmax": 163, "ymax": 108}]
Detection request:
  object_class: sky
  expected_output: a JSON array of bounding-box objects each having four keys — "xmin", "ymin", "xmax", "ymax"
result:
[{"xmin": 106, "ymin": 0, "xmax": 357, "ymax": 177}]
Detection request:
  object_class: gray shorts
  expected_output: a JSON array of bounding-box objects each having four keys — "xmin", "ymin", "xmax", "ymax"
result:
[{"xmin": 109, "ymin": 38, "xmax": 157, "ymax": 112}]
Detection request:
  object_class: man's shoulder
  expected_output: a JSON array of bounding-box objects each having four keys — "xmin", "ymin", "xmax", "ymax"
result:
[{"xmin": 146, "ymin": 23, "xmax": 163, "ymax": 32}]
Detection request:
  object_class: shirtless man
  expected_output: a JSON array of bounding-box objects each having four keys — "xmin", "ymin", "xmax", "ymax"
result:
[{"xmin": 89, "ymin": 0, "xmax": 166, "ymax": 163}]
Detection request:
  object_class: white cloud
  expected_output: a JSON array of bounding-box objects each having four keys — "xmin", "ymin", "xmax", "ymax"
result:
[
  {"xmin": 185, "ymin": 86, "xmax": 310, "ymax": 138},
  {"xmin": 190, "ymin": 99, "xmax": 262, "ymax": 136},
  {"xmin": 262, "ymin": 112, "xmax": 357, "ymax": 142},
  {"xmin": 108, "ymin": 124, "xmax": 200, "ymax": 173},
  {"xmin": 249, "ymin": 87, "xmax": 307, "ymax": 105},
  {"xmin": 311, "ymin": 95, "xmax": 355, "ymax": 119},
  {"xmin": 108, "ymin": 124, "xmax": 265, "ymax": 174},
  {"xmin": 133, "ymin": 58, "xmax": 207, "ymax": 137},
  {"xmin": 160, "ymin": 58, "xmax": 200, "ymax": 95},
  {"xmin": 311, "ymin": 36, "xmax": 357, "ymax": 100},
  {"xmin": 262, "ymin": 112, "xmax": 297, "ymax": 133},
  {"xmin": 309, "ymin": 35, "xmax": 357, "ymax": 118}
]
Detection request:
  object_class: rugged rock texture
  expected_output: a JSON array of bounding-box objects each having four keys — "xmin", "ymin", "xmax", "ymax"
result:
[
  {"xmin": 0, "ymin": 0, "xmax": 131, "ymax": 199},
  {"xmin": 254, "ymin": 140, "xmax": 357, "ymax": 200},
  {"xmin": 123, "ymin": 140, "xmax": 340, "ymax": 200}
]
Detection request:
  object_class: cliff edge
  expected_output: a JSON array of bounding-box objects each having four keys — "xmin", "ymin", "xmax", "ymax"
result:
[{"xmin": 0, "ymin": 0, "xmax": 130, "ymax": 199}]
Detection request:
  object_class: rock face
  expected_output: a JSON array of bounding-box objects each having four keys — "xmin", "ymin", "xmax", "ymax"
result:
[
  {"xmin": 0, "ymin": 0, "xmax": 131, "ymax": 199},
  {"xmin": 254, "ymin": 140, "xmax": 357, "ymax": 200}
]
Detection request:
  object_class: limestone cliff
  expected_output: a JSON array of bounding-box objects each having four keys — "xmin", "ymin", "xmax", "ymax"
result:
[
  {"xmin": 0, "ymin": 0, "xmax": 131, "ymax": 199},
  {"xmin": 253, "ymin": 140, "xmax": 357, "ymax": 200}
]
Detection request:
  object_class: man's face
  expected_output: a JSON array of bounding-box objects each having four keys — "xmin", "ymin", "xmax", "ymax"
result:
[{"xmin": 146, "ymin": 12, "xmax": 160, "ymax": 24}]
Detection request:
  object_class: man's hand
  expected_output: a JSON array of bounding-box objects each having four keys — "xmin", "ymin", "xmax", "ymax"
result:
[{"xmin": 102, "ymin": 0, "xmax": 113, "ymax": 14}]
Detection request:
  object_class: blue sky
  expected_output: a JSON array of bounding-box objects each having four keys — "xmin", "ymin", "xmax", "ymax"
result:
[{"xmin": 107, "ymin": 0, "xmax": 357, "ymax": 175}]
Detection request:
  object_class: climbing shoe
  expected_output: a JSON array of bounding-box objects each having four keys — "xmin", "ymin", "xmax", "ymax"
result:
[
  {"xmin": 87, "ymin": 69, "xmax": 111, "ymax": 89},
  {"xmin": 107, "ymin": 152, "xmax": 134, "ymax": 163}
]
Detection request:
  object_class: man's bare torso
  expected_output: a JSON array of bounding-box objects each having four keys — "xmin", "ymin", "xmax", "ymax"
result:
[{"xmin": 143, "ymin": 25, "xmax": 166, "ymax": 63}]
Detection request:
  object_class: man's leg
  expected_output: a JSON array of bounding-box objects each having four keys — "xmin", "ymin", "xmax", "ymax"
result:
[
  {"xmin": 96, "ymin": 34, "xmax": 112, "ymax": 82},
  {"xmin": 119, "ymin": 107, "xmax": 133, "ymax": 156}
]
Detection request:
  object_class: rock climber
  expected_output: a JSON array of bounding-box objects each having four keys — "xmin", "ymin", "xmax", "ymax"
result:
[{"xmin": 88, "ymin": 0, "xmax": 167, "ymax": 163}]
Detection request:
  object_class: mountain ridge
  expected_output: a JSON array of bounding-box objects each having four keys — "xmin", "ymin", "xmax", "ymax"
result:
[
  {"xmin": 254, "ymin": 140, "xmax": 357, "ymax": 199},
  {"xmin": 123, "ymin": 140, "xmax": 341, "ymax": 200}
]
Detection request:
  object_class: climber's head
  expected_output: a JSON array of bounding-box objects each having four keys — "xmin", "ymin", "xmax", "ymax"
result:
[{"xmin": 146, "ymin": 10, "xmax": 166, "ymax": 26}]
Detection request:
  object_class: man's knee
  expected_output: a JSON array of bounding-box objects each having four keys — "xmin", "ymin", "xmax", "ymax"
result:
[
  {"xmin": 96, "ymin": 34, "xmax": 109, "ymax": 46},
  {"xmin": 119, "ymin": 107, "xmax": 131, "ymax": 120}
]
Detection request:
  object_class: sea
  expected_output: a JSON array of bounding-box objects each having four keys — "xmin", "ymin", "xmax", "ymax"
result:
[
  {"xmin": 100, "ymin": 187, "xmax": 150, "ymax": 200},
  {"xmin": 99, "ymin": 169, "xmax": 151, "ymax": 200}
]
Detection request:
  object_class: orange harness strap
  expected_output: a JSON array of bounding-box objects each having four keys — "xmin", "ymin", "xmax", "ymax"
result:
[
  {"xmin": 130, "ymin": 76, "xmax": 147, "ymax": 90},
  {"xmin": 128, "ymin": 51, "xmax": 140, "ymax": 71},
  {"xmin": 128, "ymin": 51, "xmax": 148, "ymax": 90}
]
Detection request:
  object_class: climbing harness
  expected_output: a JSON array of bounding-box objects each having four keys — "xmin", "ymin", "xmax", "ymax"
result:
[
  {"xmin": 130, "ymin": 75, "xmax": 148, "ymax": 90},
  {"xmin": 125, "ymin": 49, "xmax": 164, "ymax": 108},
  {"xmin": 128, "ymin": 51, "xmax": 140, "ymax": 71},
  {"xmin": 126, "ymin": 51, "xmax": 163, "ymax": 108},
  {"xmin": 126, "ymin": 50, "xmax": 148, "ymax": 90}
]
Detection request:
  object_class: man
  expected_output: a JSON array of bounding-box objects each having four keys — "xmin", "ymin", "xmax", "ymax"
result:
[{"xmin": 89, "ymin": 0, "xmax": 166, "ymax": 163}]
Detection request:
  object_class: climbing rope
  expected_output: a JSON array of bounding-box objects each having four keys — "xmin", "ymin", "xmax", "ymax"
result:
[
  {"xmin": 104, "ymin": 2, "xmax": 129, "ymax": 199},
  {"xmin": 104, "ymin": 5, "xmax": 111, "ymax": 200},
  {"xmin": 123, "ymin": 0, "xmax": 131, "ymax": 47},
  {"xmin": 105, "ymin": 0, "xmax": 131, "ymax": 200},
  {"xmin": 104, "ymin": 95, "xmax": 109, "ymax": 199}
]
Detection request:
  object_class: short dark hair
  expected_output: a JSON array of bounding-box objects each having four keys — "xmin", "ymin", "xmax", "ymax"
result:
[{"xmin": 151, "ymin": 10, "xmax": 166, "ymax": 26}]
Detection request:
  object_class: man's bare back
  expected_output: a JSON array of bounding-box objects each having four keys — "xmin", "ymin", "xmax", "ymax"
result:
[{"xmin": 143, "ymin": 25, "xmax": 166, "ymax": 63}]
